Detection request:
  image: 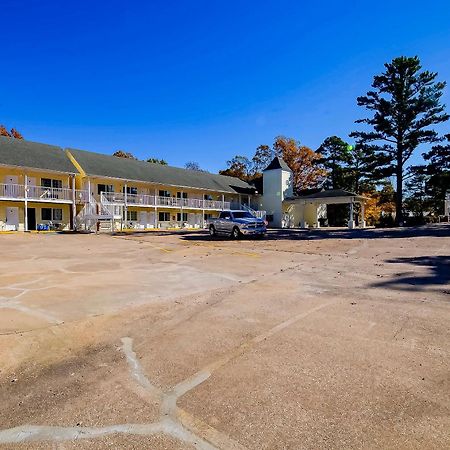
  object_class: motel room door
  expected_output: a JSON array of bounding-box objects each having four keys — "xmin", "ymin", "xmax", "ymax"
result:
[
  {"xmin": 26, "ymin": 177, "xmax": 36, "ymax": 197},
  {"xmin": 27, "ymin": 208, "xmax": 36, "ymax": 230},
  {"xmin": 140, "ymin": 211, "xmax": 147, "ymax": 228},
  {"xmin": 6, "ymin": 206, "xmax": 19, "ymax": 230},
  {"xmin": 5, "ymin": 175, "xmax": 19, "ymax": 198}
]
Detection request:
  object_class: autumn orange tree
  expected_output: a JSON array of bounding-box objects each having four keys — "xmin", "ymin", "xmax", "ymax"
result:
[
  {"xmin": 362, "ymin": 182, "xmax": 396, "ymax": 226},
  {"xmin": 221, "ymin": 136, "xmax": 326, "ymax": 191},
  {"xmin": 112, "ymin": 150, "xmax": 136, "ymax": 159},
  {"xmin": 219, "ymin": 156, "xmax": 253, "ymax": 180},
  {"xmin": 272, "ymin": 136, "xmax": 326, "ymax": 191},
  {"xmin": 0, "ymin": 125, "xmax": 23, "ymax": 139}
]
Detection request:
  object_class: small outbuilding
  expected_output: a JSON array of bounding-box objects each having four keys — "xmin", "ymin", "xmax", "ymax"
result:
[
  {"xmin": 283, "ymin": 189, "xmax": 366, "ymax": 229},
  {"xmin": 258, "ymin": 156, "xmax": 366, "ymax": 229}
]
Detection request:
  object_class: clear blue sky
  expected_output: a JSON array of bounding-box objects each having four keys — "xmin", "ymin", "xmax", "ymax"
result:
[{"xmin": 1, "ymin": 0, "xmax": 449, "ymax": 172}]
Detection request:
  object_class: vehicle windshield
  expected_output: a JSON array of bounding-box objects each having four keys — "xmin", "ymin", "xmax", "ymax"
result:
[{"xmin": 232, "ymin": 211, "xmax": 255, "ymax": 219}]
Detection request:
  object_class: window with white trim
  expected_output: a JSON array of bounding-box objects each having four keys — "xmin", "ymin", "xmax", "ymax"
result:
[
  {"xmin": 53, "ymin": 208, "xmax": 63, "ymax": 221},
  {"xmin": 41, "ymin": 178, "xmax": 62, "ymax": 188},
  {"xmin": 158, "ymin": 212, "xmax": 170, "ymax": 221},
  {"xmin": 123, "ymin": 186, "xmax": 138, "ymax": 195},
  {"xmin": 41, "ymin": 208, "xmax": 62, "ymax": 221},
  {"xmin": 126, "ymin": 210, "xmax": 138, "ymax": 221},
  {"xmin": 98, "ymin": 184, "xmax": 114, "ymax": 195},
  {"xmin": 177, "ymin": 212, "xmax": 188, "ymax": 222}
]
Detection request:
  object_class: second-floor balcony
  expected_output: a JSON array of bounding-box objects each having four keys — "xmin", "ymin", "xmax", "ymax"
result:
[
  {"xmin": 100, "ymin": 192, "xmax": 231, "ymax": 210},
  {"xmin": 0, "ymin": 183, "xmax": 88, "ymax": 204}
]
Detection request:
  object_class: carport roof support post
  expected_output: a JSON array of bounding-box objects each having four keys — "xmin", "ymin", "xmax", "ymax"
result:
[{"xmin": 348, "ymin": 200, "xmax": 355, "ymax": 229}]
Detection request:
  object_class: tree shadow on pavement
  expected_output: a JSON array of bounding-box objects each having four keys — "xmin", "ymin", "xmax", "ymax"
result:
[
  {"xmin": 371, "ymin": 255, "xmax": 450, "ymax": 293},
  {"xmin": 179, "ymin": 224, "xmax": 450, "ymax": 242}
]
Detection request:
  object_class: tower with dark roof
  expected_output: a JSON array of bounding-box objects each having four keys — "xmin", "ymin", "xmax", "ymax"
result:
[{"xmin": 261, "ymin": 156, "xmax": 293, "ymax": 227}]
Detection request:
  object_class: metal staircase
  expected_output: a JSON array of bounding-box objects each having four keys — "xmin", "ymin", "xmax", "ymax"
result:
[
  {"xmin": 241, "ymin": 203, "xmax": 267, "ymax": 221},
  {"xmin": 75, "ymin": 195, "xmax": 115, "ymax": 231},
  {"xmin": 282, "ymin": 204, "xmax": 295, "ymax": 228}
]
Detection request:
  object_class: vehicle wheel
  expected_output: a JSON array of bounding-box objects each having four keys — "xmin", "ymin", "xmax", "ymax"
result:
[
  {"xmin": 231, "ymin": 226, "xmax": 240, "ymax": 239},
  {"xmin": 209, "ymin": 225, "xmax": 217, "ymax": 237}
]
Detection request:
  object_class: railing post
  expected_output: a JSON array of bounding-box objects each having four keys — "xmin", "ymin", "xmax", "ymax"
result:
[
  {"xmin": 180, "ymin": 190, "xmax": 183, "ymax": 226},
  {"xmin": 71, "ymin": 175, "xmax": 76, "ymax": 231},
  {"xmin": 24, "ymin": 175, "xmax": 28, "ymax": 231},
  {"xmin": 154, "ymin": 188, "xmax": 158, "ymax": 229},
  {"xmin": 222, "ymin": 194, "xmax": 225, "ymax": 210},
  {"xmin": 124, "ymin": 183, "xmax": 128, "ymax": 229},
  {"xmin": 87, "ymin": 179, "xmax": 92, "ymax": 204}
]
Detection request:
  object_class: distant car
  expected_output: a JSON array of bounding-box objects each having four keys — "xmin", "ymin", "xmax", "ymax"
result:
[{"xmin": 208, "ymin": 210, "xmax": 266, "ymax": 239}]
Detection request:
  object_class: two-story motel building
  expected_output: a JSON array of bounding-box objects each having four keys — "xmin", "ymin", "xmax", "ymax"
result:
[
  {"xmin": 0, "ymin": 136, "xmax": 256, "ymax": 231},
  {"xmin": 0, "ymin": 136, "xmax": 366, "ymax": 232}
]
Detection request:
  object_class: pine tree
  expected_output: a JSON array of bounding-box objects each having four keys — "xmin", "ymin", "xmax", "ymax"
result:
[
  {"xmin": 423, "ymin": 134, "xmax": 450, "ymax": 214},
  {"xmin": 317, "ymin": 136, "xmax": 352, "ymax": 189},
  {"xmin": 351, "ymin": 56, "xmax": 449, "ymax": 225}
]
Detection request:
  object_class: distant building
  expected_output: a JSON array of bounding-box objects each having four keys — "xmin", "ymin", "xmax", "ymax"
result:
[
  {"xmin": 0, "ymin": 137, "xmax": 257, "ymax": 231},
  {"xmin": 0, "ymin": 138, "xmax": 367, "ymax": 232},
  {"xmin": 257, "ymin": 156, "xmax": 366, "ymax": 229}
]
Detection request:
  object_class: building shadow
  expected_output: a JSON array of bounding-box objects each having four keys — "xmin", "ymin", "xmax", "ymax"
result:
[
  {"xmin": 179, "ymin": 224, "xmax": 450, "ymax": 242},
  {"xmin": 267, "ymin": 224, "xmax": 450, "ymax": 241},
  {"xmin": 371, "ymin": 255, "xmax": 450, "ymax": 293}
]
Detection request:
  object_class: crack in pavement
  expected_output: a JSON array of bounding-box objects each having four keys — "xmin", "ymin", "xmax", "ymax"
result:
[
  {"xmin": 0, "ymin": 277, "xmax": 64, "ymax": 325},
  {"xmin": 0, "ymin": 301, "xmax": 332, "ymax": 448}
]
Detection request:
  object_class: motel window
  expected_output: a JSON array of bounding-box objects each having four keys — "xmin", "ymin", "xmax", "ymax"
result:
[
  {"xmin": 41, "ymin": 208, "xmax": 62, "ymax": 221},
  {"xmin": 41, "ymin": 208, "xmax": 52, "ymax": 221},
  {"xmin": 204, "ymin": 194, "xmax": 212, "ymax": 201},
  {"xmin": 41, "ymin": 178, "xmax": 62, "ymax": 189},
  {"xmin": 177, "ymin": 213, "xmax": 188, "ymax": 222},
  {"xmin": 176, "ymin": 192, "xmax": 188, "ymax": 199},
  {"xmin": 123, "ymin": 186, "xmax": 138, "ymax": 195},
  {"xmin": 158, "ymin": 212, "xmax": 170, "ymax": 222},
  {"xmin": 53, "ymin": 208, "xmax": 63, "ymax": 221},
  {"xmin": 126, "ymin": 210, "xmax": 138, "ymax": 222},
  {"xmin": 97, "ymin": 184, "xmax": 114, "ymax": 195},
  {"xmin": 159, "ymin": 190, "xmax": 171, "ymax": 198},
  {"xmin": 204, "ymin": 213, "xmax": 213, "ymax": 221}
]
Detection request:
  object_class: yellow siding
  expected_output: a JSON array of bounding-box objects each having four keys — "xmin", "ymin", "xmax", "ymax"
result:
[
  {"xmin": 83, "ymin": 176, "xmax": 237, "ymax": 202},
  {"xmin": 0, "ymin": 201, "xmax": 71, "ymax": 231},
  {"xmin": 0, "ymin": 166, "xmax": 71, "ymax": 188}
]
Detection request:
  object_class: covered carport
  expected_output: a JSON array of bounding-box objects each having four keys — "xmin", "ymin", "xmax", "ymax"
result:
[{"xmin": 283, "ymin": 189, "xmax": 366, "ymax": 229}]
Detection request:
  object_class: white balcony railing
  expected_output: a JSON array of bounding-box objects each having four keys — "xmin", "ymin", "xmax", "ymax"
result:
[
  {"xmin": 100, "ymin": 192, "xmax": 230, "ymax": 210},
  {"xmin": 75, "ymin": 189, "xmax": 90, "ymax": 204},
  {"xmin": 0, "ymin": 183, "xmax": 88, "ymax": 203},
  {"xmin": 27, "ymin": 185, "xmax": 73, "ymax": 201},
  {"xmin": 0, "ymin": 183, "xmax": 25, "ymax": 198}
]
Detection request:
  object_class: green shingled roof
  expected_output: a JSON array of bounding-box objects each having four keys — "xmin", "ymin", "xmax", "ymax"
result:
[
  {"xmin": 67, "ymin": 148, "xmax": 254, "ymax": 194},
  {"xmin": 0, "ymin": 137, "xmax": 77, "ymax": 174},
  {"xmin": 286, "ymin": 189, "xmax": 365, "ymax": 200}
]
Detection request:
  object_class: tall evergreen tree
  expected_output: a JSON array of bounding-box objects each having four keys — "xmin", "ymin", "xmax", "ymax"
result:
[
  {"xmin": 423, "ymin": 134, "xmax": 450, "ymax": 214},
  {"xmin": 404, "ymin": 166, "xmax": 429, "ymax": 220},
  {"xmin": 317, "ymin": 136, "xmax": 352, "ymax": 189},
  {"xmin": 350, "ymin": 56, "xmax": 449, "ymax": 225},
  {"xmin": 347, "ymin": 142, "xmax": 378, "ymax": 193}
]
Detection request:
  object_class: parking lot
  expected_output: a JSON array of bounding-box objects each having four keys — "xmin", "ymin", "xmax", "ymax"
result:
[{"xmin": 0, "ymin": 226, "xmax": 449, "ymax": 449}]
